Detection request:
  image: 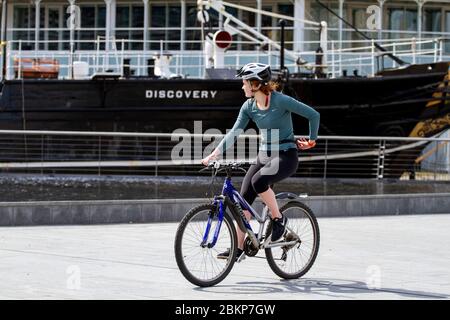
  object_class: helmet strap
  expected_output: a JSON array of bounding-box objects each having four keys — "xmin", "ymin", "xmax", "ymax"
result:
[{"xmin": 250, "ymin": 82, "xmax": 261, "ymax": 93}]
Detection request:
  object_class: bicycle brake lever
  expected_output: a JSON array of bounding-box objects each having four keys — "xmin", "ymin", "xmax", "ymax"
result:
[
  {"xmin": 238, "ymin": 167, "xmax": 247, "ymax": 174},
  {"xmin": 199, "ymin": 166, "xmax": 210, "ymax": 172},
  {"xmin": 215, "ymin": 168, "xmax": 226, "ymax": 174}
]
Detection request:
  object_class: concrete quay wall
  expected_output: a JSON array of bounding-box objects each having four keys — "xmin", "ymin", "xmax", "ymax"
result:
[{"xmin": 1, "ymin": 193, "xmax": 449, "ymax": 226}]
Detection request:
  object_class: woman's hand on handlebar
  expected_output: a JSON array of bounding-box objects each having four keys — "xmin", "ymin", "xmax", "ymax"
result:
[
  {"xmin": 296, "ymin": 138, "xmax": 316, "ymax": 150},
  {"xmin": 201, "ymin": 149, "xmax": 220, "ymax": 166}
]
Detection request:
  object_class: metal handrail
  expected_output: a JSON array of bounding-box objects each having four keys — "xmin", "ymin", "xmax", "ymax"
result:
[
  {"xmin": 0, "ymin": 130, "xmax": 448, "ymax": 179},
  {"xmin": 0, "ymin": 130, "xmax": 450, "ymax": 142}
]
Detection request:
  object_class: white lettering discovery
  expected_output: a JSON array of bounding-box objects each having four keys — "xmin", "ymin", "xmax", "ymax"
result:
[{"xmin": 146, "ymin": 90, "xmax": 218, "ymax": 99}]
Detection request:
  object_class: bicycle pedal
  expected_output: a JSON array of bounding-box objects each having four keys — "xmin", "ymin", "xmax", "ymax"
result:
[{"xmin": 236, "ymin": 253, "xmax": 246, "ymax": 263}]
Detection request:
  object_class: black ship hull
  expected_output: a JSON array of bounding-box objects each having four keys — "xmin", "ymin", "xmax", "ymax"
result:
[
  {"xmin": 1, "ymin": 61, "xmax": 449, "ymax": 178},
  {"xmin": 1, "ymin": 61, "xmax": 449, "ymax": 138}
]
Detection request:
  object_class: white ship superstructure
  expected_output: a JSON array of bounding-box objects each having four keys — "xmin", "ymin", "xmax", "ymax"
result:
[{"xmin": 0, "ymin": 0, "xmax": 449, "ymax": 79}]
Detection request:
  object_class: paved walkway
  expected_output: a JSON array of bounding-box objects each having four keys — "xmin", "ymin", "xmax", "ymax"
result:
[{"xmin": 0, "ymin": 214, "xmax": 449, "ymax": 300}]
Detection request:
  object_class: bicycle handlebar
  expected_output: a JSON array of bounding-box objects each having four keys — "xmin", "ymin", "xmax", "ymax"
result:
[{"xmin": 198, "ymin": 161, "xmax": 247, "ymax": 175}]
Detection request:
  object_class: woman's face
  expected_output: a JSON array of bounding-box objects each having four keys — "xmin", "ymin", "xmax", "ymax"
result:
[{"xmin": 242, "ymin": 79, "xmax": 256, "ymax": 97}]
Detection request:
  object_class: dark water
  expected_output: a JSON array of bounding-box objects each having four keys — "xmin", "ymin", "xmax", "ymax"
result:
[{"xmin": 1, "ymin": 174, "xmax": 450, "ymax": 202}]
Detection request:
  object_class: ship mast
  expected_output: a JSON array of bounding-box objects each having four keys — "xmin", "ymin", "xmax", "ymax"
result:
[{"xmin": 197, "ymin": 0, "xmax": 327, "ymax": 70}]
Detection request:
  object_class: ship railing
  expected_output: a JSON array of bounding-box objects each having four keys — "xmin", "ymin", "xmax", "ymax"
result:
[
  {"xmin": 0, "ymin": 130, "xmax": 449, "ymax": 181},
  {"xmin": 3, "ymin": 36, "xmax": 447, "ymax": 81},
  {"xmin": 5, "ymin": 25, "xmax": 449, "ymax": 45},
  {"xmin": 329, "ymin": 37, "xmax": 445, "ymax": 78},
  {"xmin": 5, "ymin": 38, "xmax": 220, "ymax": 80},
  {"xmin": 5, "ymin": 38, "xmax": 321, "ymax": 79}
]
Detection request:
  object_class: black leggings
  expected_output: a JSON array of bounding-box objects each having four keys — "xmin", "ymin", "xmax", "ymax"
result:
[{"xmin": 240, "ymin": 148, "xmax": 299, "ymax": 205}]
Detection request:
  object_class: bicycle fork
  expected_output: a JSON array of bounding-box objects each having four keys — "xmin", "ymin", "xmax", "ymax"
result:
[
  {"xmin": 200, "ymin": 199, "xmax": 224, "ymax": 248},
  {"xmin": 200, "ymin": 196, "xmax": 246, "ymax": 249}
]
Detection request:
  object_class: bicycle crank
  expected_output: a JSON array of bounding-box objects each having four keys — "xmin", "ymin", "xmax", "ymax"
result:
[{"xmin": 244, "ymin": 236, "xmax": 259, "ymax": 257}]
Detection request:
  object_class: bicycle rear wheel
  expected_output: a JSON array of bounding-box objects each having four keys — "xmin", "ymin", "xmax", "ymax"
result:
[
  {"xmin": 174, "ymin": 203, "xmax": 237, "ymax": 287},
  {"xmin": 265, "ymin": 201, "xmax": 320, "ymax": 279}
]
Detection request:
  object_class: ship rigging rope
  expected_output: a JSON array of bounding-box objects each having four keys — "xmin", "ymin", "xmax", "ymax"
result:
[
  {"xmin": 216, "ymin": 1, "xmax": 321, "ymax": 27},
  {"xmin": 314, "ymin": 0, "xmax": 408, "ymax": 66}
]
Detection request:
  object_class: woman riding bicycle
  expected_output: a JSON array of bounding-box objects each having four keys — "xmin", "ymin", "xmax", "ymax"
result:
[{"xmin": 201, "ymin": 62, "xmax": 320, "ymax": 260}]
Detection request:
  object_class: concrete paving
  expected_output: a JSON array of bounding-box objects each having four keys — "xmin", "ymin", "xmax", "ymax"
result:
[{"xmin": 0, "ymin": 214, "xmax": 449, "ymax": 300}]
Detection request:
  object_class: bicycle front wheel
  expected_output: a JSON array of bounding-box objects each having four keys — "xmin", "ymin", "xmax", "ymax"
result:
[
  {"xmin": 265, "ymin": 201, "xmax": 320, "ymax": 279},
  {"xmin": 174, "ymin": 203, "xmax": 238, "ymax": 287}
]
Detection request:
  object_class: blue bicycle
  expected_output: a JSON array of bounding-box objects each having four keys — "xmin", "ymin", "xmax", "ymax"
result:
[{"xmin": 174, "ymin": 161, "xmax": 320, "ymax": 287}]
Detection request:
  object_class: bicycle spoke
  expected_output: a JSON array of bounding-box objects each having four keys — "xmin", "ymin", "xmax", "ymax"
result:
[
  {"xmin": 265, "ymin": 202, "xmax": 319, "ymax": 279},
  {"xmin": 177, "ymin": 206, "xmax": 236, "ymax": 285}
]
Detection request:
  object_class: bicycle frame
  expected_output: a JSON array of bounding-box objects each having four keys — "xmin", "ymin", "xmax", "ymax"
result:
[{"xmin": 201, "ymin": 175, "xmax": 299, "ymax": 250}]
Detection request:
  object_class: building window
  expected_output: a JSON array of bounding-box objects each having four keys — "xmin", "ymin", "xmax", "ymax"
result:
[
  {"xmin": 150, "ymin": 4, "xmax": 181, "ymax": 50},
  {"xmin": 132, "ymin": 5, "xmax": 144, "ymax": 50},
  {"xmin": 70, "ymin": 4, "xmax": 106, "ymax": 51},
  {"xmin": 423, "ymin": 9, "xmax": 441, "ymax": 32},
  {"xmin": 445, "ymin": 11, "xmax": 450, "ymax": 52},
  {"xmin": 150, "ymin": 5, "xmax": 166, "ymax": 50},
  {"xmin": 261, "ymin": 5, "xmax": 273, "ymax": 39},
  {"xmin": 13, "ymin": 4, "xmax": 68, "ymax": 51},
  {"xmin": 78, "ymin": 6, "xmax": 95, "ymax": 50},
  {"xmin": 352, "ymin": 8, "xmax": 366, "ymax": 30},
  {"xmin": 116, "ymin": 5, "xmax": 144, "ymax": 50},
  {"xmin": 46, "ymin": 7, "xmax": 62, "ymax": 51},
  {"xmin": 186, "ymin": 5, "xmax": 201, "ymax": 50},
  {"xmin": 168, "ymin": 6, "xmax": 181, "ymax": 50},
  {"xmin": 277, "ymin": 4, "xmax": 294, "ymax": 51},
  {"xmin": 310, "ymin": 1, "xmax": 341, "ymax": 29},
  {"xmin": 350, "ymin": 8, "xmax": 378, "ymax": 46},
  {"xmin": 116, "ymin": 5, "xmax": 130, "ymax": 48},
  {"xmin": 388, "ymin": 8, "xmax": 417, "ymax": 38},
  {"xmin": 309, "ymin": 1, "xmax": 341, "ymax": 48},
  {"xmin": 240, "ymin": 7, "xmax": 255, "ymax": 50},
  {"xmin": 13, "ymin": 6, "xmax": 35, "ymax": 50}
]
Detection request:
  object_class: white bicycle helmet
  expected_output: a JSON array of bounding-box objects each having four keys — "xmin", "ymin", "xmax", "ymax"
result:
[{"xmin": 236, "ymin": 63, "xmax": 272, "ymax": 84}]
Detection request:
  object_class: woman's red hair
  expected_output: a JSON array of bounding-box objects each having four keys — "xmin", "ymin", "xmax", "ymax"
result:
[{"xmin": 250, "ymin": 80, "xmax": 279, "ymax": 95}]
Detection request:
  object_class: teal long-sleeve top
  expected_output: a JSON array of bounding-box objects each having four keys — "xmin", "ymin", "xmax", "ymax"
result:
[{"xmin": 216, "ymin": 91, "xmax": 320, "ymax": 153}]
